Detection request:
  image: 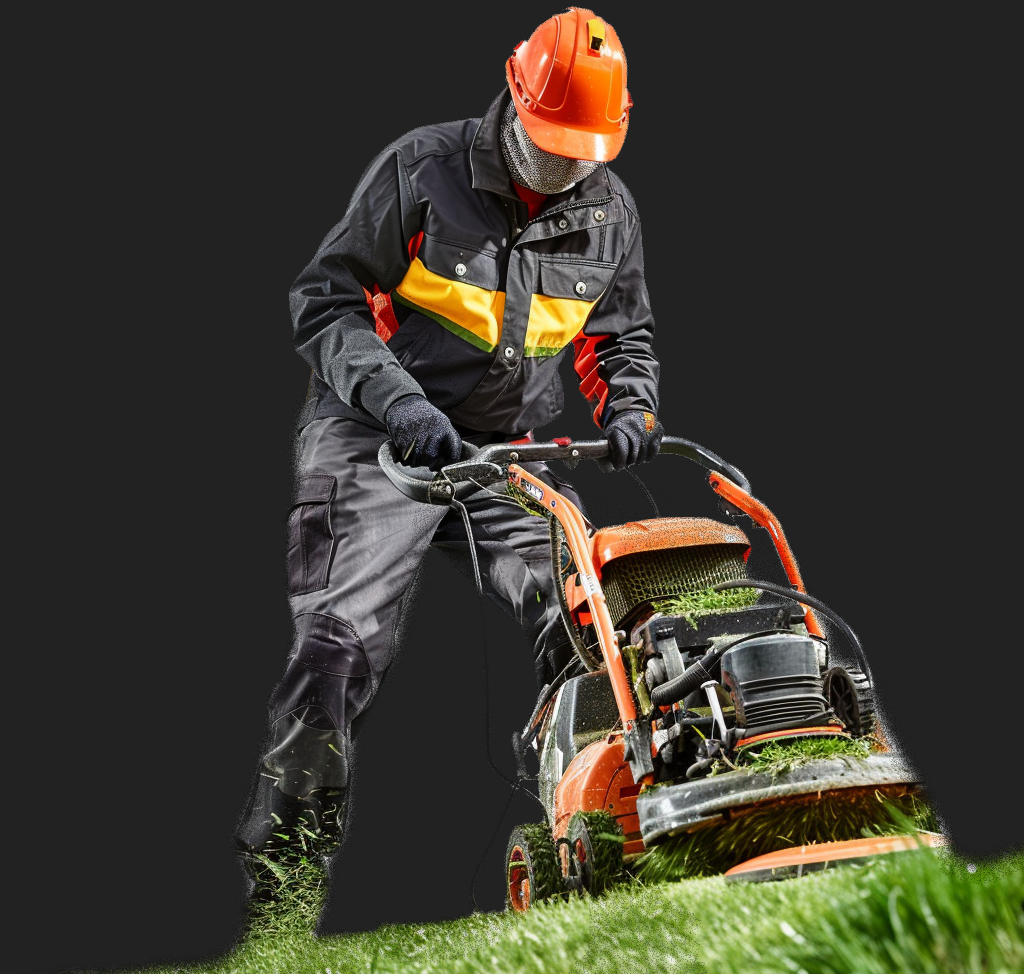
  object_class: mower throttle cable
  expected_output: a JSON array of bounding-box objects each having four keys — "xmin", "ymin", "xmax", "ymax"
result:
[
  {"xmin": 449, "ymin": 492, "xmax": 555, "ymax": 913},
  {"xmin": 625, "ymin": 467, "xmax": 660, "ymax": 517},
  {"xmin": 449, "ymin": 496, "xmax": 516, "ymax": 790}
]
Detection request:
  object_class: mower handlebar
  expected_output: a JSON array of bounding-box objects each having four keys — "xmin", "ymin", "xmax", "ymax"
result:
[{"xmin": 377, "ymin": 435, "xmax": 750, "ymax": 505}]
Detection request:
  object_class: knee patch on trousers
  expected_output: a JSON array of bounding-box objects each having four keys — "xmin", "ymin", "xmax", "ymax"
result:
[
  {"xmin": 271, "ymin": 612, "xmax": 375, "ymax": 745},
  {"xmin": 297, "ymin": 612, "xmax": 371, "ymax": 677}
]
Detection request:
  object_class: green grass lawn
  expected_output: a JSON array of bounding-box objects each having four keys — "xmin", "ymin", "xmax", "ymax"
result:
[{"xmin": 86, "ymin": 842, "xmax": 1023, "ymax": 974}]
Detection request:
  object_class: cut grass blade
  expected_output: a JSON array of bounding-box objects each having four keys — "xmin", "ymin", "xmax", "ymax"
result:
[{"xmin": 651, "ymin": 585, "xmax": 760, "ymax": 629}]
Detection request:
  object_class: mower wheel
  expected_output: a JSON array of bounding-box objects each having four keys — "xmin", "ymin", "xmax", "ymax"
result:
[
  {"xmin": 566, "ymin": 810, "xmax": 625, "ymax": 897},
  {"xmin": 823, "ymin": 665, "xmax": 876, "ymax": 737},
  {"xmin": 506, "ymin": 823, "xmax": 561, "ymax": 913}
]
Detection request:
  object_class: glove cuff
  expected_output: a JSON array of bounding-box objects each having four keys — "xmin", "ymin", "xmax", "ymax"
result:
[
  {"xmin": 604, "ymin": 407, "xmax": 658, "ymax": 431},
  {"xmin": 363, "ymin": 371, "xmax": 428, "ymax": 426},
  {"xmin": 384, "ymin": 392, "xmax": 427, "ymax": 424}
]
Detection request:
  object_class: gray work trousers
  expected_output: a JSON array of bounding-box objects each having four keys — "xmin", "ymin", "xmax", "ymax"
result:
[{"xmin": 235, "ymin": 416, "xmax": 577, "ymax": 856}]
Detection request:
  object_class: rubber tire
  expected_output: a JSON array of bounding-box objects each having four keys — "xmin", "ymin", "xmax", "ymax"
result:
[
  {"xmin": 506, "ymin": 823, "xmax": 561, "ymax": 912},
  {"xmin": 566, "ymin": 810, "xmax": 625, "ymax": 897},
  {"xmin": 823, "ymin": 665, "xmax": 877, "ymax": 737}
]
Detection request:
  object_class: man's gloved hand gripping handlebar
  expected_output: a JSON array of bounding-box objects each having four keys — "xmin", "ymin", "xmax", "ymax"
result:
[
  {"xmin": 603, "ymin": 409, "xmax": 664, "ymax": 469},
  {"xmin": 385, "ymin": 394, "xmax": 464, "ymax": 470},
  {"xmin": 387, "ymin": 395, "xmax": 665, "ymax": 473}
]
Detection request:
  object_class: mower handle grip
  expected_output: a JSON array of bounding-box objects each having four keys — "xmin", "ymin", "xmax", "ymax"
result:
[
  {"xmin": 376, "ymin": 439, "xmax": 496, "ymax": 505},
  {"xmin": 377, "ymin": 435, "xmax": 750, "ymax": 504}
]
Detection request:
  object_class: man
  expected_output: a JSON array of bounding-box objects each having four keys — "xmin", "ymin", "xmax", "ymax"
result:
[{"xmin": 235, "ymin": 6, "xmax": 662, "ymax": 923}]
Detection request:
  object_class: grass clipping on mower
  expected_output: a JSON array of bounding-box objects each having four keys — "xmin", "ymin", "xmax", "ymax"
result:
[
  {"xmin": 633, "ymin": 736, "xmax": 938, "ymax": 884},
  {"xmin": 651, "ymin": 587, "xmax": 760, "ymax": 627}
]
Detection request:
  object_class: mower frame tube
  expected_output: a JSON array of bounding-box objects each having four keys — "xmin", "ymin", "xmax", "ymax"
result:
[
  {"xmin": 508, "ymin": 464, "xmax": 658, "ymax": 785},
  {"xmin": 707, "ymin": 472, "xmax": 824, "ymax": 638},
  {"xmin": 509, "ymin": 464, "xmax": 637, "ymax": 724}
]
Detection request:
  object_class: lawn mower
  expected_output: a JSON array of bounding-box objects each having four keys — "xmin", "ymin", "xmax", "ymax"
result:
[{"xmin": 378, "ymin": 435, "xmax": 937, "ymax": 911}]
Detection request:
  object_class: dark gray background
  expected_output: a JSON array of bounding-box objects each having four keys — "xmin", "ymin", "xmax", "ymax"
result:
[{"xmin": 11, "ymin": 4, "xmax": 1017, "ymax": 972}]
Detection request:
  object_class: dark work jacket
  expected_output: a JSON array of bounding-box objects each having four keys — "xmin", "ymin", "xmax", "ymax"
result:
[{"xmin": 289, "ymin": 88, "xmax": 660, "ymax": 438}]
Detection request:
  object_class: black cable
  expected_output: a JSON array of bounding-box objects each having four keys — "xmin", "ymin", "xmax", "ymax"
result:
[
  {"xmin": 451, "ymin": 496, "xmax": 516, "ymax": 789},
  {"xmin": 712, "ymin": 578, "xmax": 873, "ymax": 684},
  {"xmin": 468, "ymin": 774, "xmax": 546, "ymax": 912},
  {"xmin": 450, "ymin": 496, "xmax": 484, "ymax": 597},
  {"xmin": 625, "ymin": 468, "xmax": 660, "ymax": 517},
  {"xmin": 549, "ymin": 517, "xmax": 597, "ymax": 668},
  {"xmin": 450, "ymin": 491, "xmax": 553, "ymax": 913}
]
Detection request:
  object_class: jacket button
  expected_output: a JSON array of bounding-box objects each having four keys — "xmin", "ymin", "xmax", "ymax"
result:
[
  {"xmin": 594, "ymin": 209, "xmax": 606, "ymax": 222},
  {"xmin": 503, "ymin": 346, "xmax": 516, "ymax": 359},
  {"xmin": 575, "ymin": 281, "xmax": 587, "ymax": 295},
  {"xmin": 558, "ymin": 218, "xmax": 568, "ymax": 230},
  {"xmin": 454, "ymin": 263, "xmax": 467, "ymax": 276}
]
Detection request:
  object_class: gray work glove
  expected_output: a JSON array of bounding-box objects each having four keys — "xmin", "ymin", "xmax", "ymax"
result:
[
  {"xmin": 385, "ymin": 394, "xmax": 463, "ymax": 470},
  {"xmin": 604, "ymin": 409, "xmax": 664, "ymax": 469}
]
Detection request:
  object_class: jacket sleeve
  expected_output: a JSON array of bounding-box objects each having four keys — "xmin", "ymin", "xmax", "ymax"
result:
[
  {"xmin": 571, "ymin": 198, "xmax": 661, "ymax": 428},
  {"xmin": 289, "ymin": 147, "xmax": 426, "ymax": 424}
]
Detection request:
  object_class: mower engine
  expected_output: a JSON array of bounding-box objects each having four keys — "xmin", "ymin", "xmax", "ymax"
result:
[
  {"xmin": 587, "ymin": 520, "xmax": 908, "ymax": 851},
  {"xmin": 634, "ymin": 608, "xmax": 836, "ymax": 783},
  {"xmin": 569, "ymin": 516, "xmax": 850, "ymax": 781}
]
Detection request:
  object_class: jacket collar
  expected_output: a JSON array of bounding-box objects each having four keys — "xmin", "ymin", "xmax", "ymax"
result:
[{"xmin": 470, "ymin": 89, "xmax": 614, "ymax": 204}]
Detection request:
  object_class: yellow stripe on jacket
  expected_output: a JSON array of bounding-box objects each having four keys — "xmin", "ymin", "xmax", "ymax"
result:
[
  {"xmin": 394, "ymin": 257, "xmax": 601, "ymax": 358},
  {"xmin": 394, "ymin": 257, "xmax": 504, "ymax": 352}
]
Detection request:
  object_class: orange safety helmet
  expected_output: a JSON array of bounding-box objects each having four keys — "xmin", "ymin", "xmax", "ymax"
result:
[{"xmin": 505, "ymin": 7, "xmax": 632, "ymax": 163}]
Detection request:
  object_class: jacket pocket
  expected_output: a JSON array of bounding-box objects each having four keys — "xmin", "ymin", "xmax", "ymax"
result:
[
  {"xmin": 526, "ymin": 258, "xmax": 619, "ymax": 357},
  {"xmin": 417, "ymin": 235, "xmax": 500, "ymax": 291},
  {"xmin": 536, "ymin": 257, "xmax": 618, "ymax": 301},
  {"xmin": 286, "ymin": 474, "xmax": 337, "ymax": 596}
]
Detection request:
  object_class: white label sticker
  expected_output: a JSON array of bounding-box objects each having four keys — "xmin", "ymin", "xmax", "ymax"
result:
[{"xmin": 521, "ymin": 480, "xmax": 544, "ymax": 502}]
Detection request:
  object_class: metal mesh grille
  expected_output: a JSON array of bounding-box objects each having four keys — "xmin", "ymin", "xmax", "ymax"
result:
[{"xmin": 601, "ymin": 545, "xmax": 749, "ymax": 627}]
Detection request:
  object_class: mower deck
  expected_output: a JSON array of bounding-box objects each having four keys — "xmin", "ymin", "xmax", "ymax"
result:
[{"xmin": 636, "ymin": 753, "xmax": 919, "ymax": 845}]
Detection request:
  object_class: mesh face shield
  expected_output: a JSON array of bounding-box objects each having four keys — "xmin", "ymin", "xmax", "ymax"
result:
[{"xmin": 500, "ymin": 101, "xmax": 601, "ymax": 195}]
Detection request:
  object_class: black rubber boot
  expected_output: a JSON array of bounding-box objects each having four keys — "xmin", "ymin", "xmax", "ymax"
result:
[{"xmin": 236, "ymin": 783, "xmax": 346, "ymax": 940}]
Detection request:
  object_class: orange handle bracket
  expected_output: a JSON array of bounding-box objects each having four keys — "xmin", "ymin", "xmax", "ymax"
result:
[
  {"xmin": 508, "ymin": 465, "xmax": 641, "ymax": 734},
  {"xmin": 707, "ymin": 473, "xmax": 824, "ymax": 638}
]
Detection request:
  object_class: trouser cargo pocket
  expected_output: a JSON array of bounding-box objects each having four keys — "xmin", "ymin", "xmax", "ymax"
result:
[{"xmin": 286, "ymin": 474, "xmax": 337, "ymax": 596}]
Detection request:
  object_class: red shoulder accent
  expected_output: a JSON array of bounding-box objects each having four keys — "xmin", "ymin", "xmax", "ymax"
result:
[
  {"xmin": 362, "ymin": 233, "xmax": 422, "ymax": 343},
  {"xmin": 362, "ymin": 285, "xmax": 400, "ymax": 343},
  {"xmin": 572, "ymin": 333, "xmax": 610, "ymax": 428}
]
